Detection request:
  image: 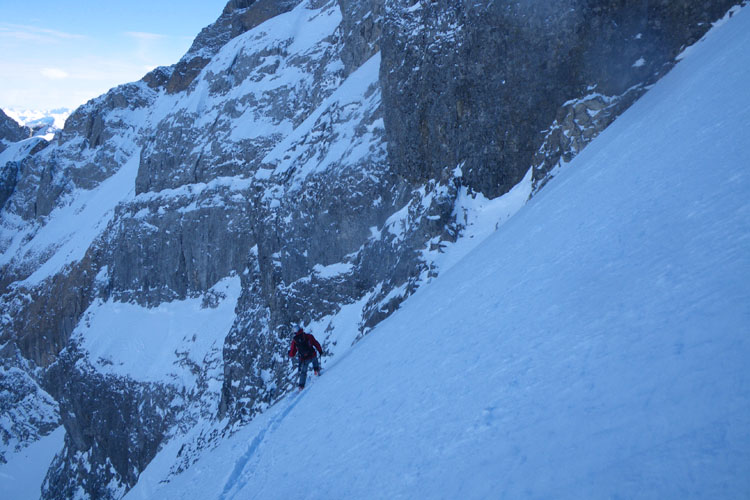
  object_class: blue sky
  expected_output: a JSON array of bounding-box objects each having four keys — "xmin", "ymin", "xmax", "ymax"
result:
[{"xmin": 0, "ymin": 0, "xmax": 228, "ymax": 111}]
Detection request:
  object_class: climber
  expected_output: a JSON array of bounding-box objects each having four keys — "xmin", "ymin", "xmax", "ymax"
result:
[{"xmin": 288, "ymin": 327, "xmax": 323, "ymax": 390}]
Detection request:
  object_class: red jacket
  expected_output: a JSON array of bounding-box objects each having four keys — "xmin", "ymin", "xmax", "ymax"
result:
[{"xmin": 288, "ymin": 332, "xmax": 323, "ymax": 360}]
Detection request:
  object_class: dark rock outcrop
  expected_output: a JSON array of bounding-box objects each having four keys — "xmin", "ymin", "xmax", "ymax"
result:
[
  {"xmin": 0, "ymin": 241, "xmax": 105, "ymax": 366},
  {"xmin": 0, "ymin": 160, "xmax": 19, "ymax": 210},
  {"xmin": 0, "ymin": 109, "xmax": 30, "ymax": 150},
  {"xmin": 42, "ymin": 350, "xmax": 178, "ymax": 499},
  {"xmin": 0, "ymin": 344, "xmax": 59, "ymax": 464},
  {"xmin": 338, "ymin": 0, "xmax": 385, "ymax": 74},
  {"xmin": 108, "ymin": 187, "xmax": 255, "ymax": 306},
  {"xmin": 0, "ymin": 110, "xmax": 32, "ymax": 208},
  {"xmin": 380, "ymin": 0, "xmax": 741, "ymax": 198}
]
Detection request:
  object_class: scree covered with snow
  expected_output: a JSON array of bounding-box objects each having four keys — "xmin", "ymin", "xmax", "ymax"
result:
[{"xmin": 121, "ymin": 5, "xmax": 750, "ymax": 500}]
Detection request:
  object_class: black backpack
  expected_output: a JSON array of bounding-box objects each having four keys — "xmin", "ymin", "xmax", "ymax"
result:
[{"xmin": 294, "ymin": 332, "xmax": 315, "ymax": 358}]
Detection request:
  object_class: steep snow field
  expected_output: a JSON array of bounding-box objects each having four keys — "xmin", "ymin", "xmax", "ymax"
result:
[
  {"xmin": 2, "ymin": 152, "xmax": 140, "ymax": 286},
  {"xmin": 126, "ymin": 5, "xmax": 750, "ymax": 500},
  {"xmin": 0, "ymin": 427, "xmax": 64, "ymax": 500},
  {"xmin": 74, "ymin": 276, "xmax": 241, "ymax": 386}
]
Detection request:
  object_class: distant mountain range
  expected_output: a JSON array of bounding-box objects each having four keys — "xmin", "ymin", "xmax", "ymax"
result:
[{"xmin": 3, "ymin": 107, "xmax": 71, "ymax": 131}]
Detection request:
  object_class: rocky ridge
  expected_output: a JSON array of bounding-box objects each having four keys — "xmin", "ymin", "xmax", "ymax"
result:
[
  {"xmin": 0, "ymin": 0, "xmax": 743, "ymax": 498},
  {"xmin": 0, "ymin": 110, "xmax": 30, "ymax": 151}
]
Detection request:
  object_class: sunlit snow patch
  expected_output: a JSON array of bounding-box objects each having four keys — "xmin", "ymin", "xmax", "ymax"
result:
[{"xmin": 74, "ymin": 276, "xmax": 241, "ymax": 387}]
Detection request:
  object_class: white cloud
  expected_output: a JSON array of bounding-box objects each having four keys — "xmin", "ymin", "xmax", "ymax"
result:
[
  {"xmin": 0, "ymin": 24, "xmax": 194, "ymax": 110},
  {"xmin": 41, "ymin": 68, "xmax": 69, "ymax": 79},
  {"xmin": 0, "ymin": 23, "xmax": 85, "ymax": 43}
]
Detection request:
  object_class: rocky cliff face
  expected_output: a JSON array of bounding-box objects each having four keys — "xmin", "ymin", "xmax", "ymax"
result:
[
  {"xmin": 0, "ymin": 110, "xmax": 33, "ymax": 209},
  {"xmin": 0, "ymin": 0, "xmax": 742, "ymax": 498},
  {"xmin": 0, "ymin": 110, "xmax": 30, "ymax": 151},
  {"xmin": 380, "ymin": 0, "xmax": 740, "ymax": 198}
]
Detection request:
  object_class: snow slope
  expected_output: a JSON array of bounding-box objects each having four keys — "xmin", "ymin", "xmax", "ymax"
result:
[
  {"xmin": 0, "ymin": 426, "xmax": 64, "ymax": 500},
  {"xmin": 1, "ymin": 151, "xmax": 140, "ymax": 286},
  {"xmin": 74, "ymin": 276, "xmax": 241, "ymax": 386},
  {"xmin": 128, "ymin": 6, "xmax": 750, "ymax": 499}
]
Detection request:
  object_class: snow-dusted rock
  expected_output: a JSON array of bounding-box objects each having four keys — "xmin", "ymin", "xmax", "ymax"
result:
[{"xmin": 0, "ymin": 345, "xmax": 59, "ymax": 464}]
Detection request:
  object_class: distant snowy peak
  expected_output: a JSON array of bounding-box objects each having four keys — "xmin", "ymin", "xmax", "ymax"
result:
[
  {"xmin": 4, "ymin": 108, "xmax": 70, "ymax": 129},
  {"xmin": 3, "ymin": 108, "xmax": 71, "ymax": 139}
]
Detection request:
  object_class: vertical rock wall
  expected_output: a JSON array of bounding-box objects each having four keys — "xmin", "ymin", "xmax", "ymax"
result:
[{"xmin": 379, "ymin": 0, "xmax": 741, "ymax": 198}]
